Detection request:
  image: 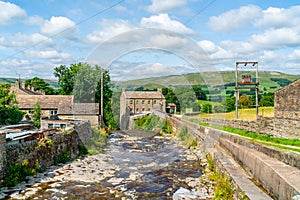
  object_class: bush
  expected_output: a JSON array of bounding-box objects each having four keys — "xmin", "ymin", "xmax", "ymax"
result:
[
  {"xmin": 178, "ymin": 125, "xmax": 188, "ymax": 140},
  {"xmin": 3, "ymin": 159, "xmax": 38, "ymax": 187},
  {"xmin": 159, "ymin": 118, "xmax": 172, "ymax": 134},
  {"xmin": 53, "ymin": 151, "xmax": 70, "ymax": 165}
]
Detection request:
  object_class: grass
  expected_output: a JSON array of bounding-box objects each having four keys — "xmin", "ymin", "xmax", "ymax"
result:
[
  {"xmin": 190, "ymin": 120, "xmax": 300, "ymax": 153},
  {"xmin": 205, "ymin": 154, "xmax": 235, "ymax": 200},
  {"xmin": 194, "ymin": 107, "xmax": 274, "ymax": 120}
]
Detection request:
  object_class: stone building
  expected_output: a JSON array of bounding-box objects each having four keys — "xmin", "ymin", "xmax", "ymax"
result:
[
  {"xmin": 120, "ymin": 88, "xmax": 166, "ymax": 118},
  {"xmin": 12, "ymin": 80, "xmax": 100, "ymax": 126},
  {"xmin": 274, "ymin": 78, "xmax": 300, "ymax": 120}
]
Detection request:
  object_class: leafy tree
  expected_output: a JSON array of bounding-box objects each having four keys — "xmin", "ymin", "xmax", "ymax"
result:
[
  {"xmin": 25, "ymin": 77, "xmax": 56, "ymax": 95},
  {"xmin": 202, "ymin": 103, "xmax": 212, "ymax": 113},
  {"xmin": 54, "ymin": 63, "xmax": 81, "ymax": 95},
  {"xmin": 0, "ymin": 84, "xmax": 24, "ymax": 125},
  {"xmin": 238, "ymin": 94, "xmax": 252, "ymax": 108},
  {"xmin": 192, "ymin": 85, "xmax": 207, "ymax": 100},
  {"xmin": 162, "ymin": 87, "xmax": 180, "ymax": 112},
  {"xmin": 259, "ymin": 93, "xmax": 274, "ymax": 107},
  {"xmin": 221, "ymin": 96, "xmax": 236, "ymax": 112},
  {"xmin": 31, "ymin": 102, "xmax": 41, "ymax": 128},
  {"xmin": 54, "ymin": 63, "xmax": 118, "ymax": 129}
]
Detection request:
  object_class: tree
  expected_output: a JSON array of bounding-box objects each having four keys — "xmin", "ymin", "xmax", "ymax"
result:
[
  {"xmin": 31, "ymin": 102, "xmax": 41, "ymax": 128},
  {"xmin": 238, "ymin": 94, "xmax": 252, "ymax": 109},
  {"xmin": 221, "ymin": 96, "xmax": 236, "ymax": 112},
  {"xmin": 54, "ymin": 63, "xmax": 118, "ymax": 129},
  {"xmin": 162, "ymin": 87, "xmax": 180, "ymax": 112},
  {"xmin": 0, "ymin": 84, "xmax": 24, "ymax": 125},
  {"xmin": 192, "ymin": 85, "xmax": 207, "ymax": 100},
  {"xmin": 54, "ymin": 63, "xmax": 80, "ymax": 95},
  {"xmin": 260, "ymin": 93, "xmax": 274, "ymax": 107},
  {"xmin": 202, "ymin": 103, "xmax": 212, "ymax": 113},
  {"xmin": 25, "ymin": 77, "xmax": 56, "ymax": 95}
]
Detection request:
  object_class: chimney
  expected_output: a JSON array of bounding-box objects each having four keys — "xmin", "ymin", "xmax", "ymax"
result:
[
  {"xmin": 31, "ymin": 86, "xmax": 35, "ymax": 91},
  {"xmin": 27, "ymin": 84, "xmax": 31, "ymax": 90},
  {"xmin": 157, "ymin": 88, "xmax": 162, "ymax": 93},
  {"xmin": 21, "ymin": 82, "xmax": 25, "ymax": 89}
]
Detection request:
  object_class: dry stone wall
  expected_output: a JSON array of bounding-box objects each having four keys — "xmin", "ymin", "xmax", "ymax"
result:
[
  {"xmin": 0, "ymin": 120, "xmax": 92, "ymax": 180},
  {"xmin": 0, "ymin": 131, "xmax": 6, "ymax": 179},
  {"xmin": 275, "ymin": 79, "xmax": 300, "ymax": 120},
  {"xmin": 190, "ymin": 116, "xmax": 300, "ymax": 139}
]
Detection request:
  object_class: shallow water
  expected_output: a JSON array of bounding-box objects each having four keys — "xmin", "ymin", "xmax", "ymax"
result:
[{"xmin": 4, "ymin": 131, "xmax": 203, "ymax": 200}]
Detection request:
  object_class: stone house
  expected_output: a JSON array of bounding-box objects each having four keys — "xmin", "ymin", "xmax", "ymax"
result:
[
  {"xmin": 120, "ymin": 88, "xmax": 166, "ymax": 118},
  {"xmin": 12, "ymin": 80, "xmax": 100, "ymax": 126},
  {"xmin": 274, "ymin": 78, "xmax": 300, "ymax": 120}
]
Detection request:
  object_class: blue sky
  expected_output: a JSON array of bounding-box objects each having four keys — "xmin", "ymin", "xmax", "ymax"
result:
[{"xmin": 0, "ymin": 0, "xmax": 299, "ymax": 80}]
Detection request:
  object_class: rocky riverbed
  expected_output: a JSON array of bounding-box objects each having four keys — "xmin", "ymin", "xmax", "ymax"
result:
[{"xmin": 1, "ymin": 131, "xmax": 215, "ymax": 200}]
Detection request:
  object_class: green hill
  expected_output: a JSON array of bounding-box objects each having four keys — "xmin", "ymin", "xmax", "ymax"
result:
[{"xmin": 114, "ymin": 71, "xmax": 300, "ymax": 92}]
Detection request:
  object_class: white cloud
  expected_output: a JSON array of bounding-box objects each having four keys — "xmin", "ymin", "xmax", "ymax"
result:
[
  {"xmin": 149, "ymin": 34, "xmax": 188, "ymax": 49},
  {"xmin": 25, "ymin": 50, "xmax": 72, "ymax": 61},
  {"xmin": 147, "ymin": 0, "xmax": 187, "ymax": 13},
  {"xmin": 86, "ymin": 19, "xmax": 135, "ymax": 44},
  {"xmin": 25, "ymin": 15, "xmax": 45, "ymax": 26},
  {"xmin": 198, "ymin": 40, "xmax": 219, "ymax": 54},
  {"xmin": 207, "ymin": 5, "xmax": 261, "ymax": 32},
  {"xmin": 141, "ymin": 14, "xmax": 194, "ymax": 34},
  {"xmin": 40, "ymin": 16, "xmax": 77, "ymax": 38},
  {"xmin": 0, "ymin": 1, "xmax": 26, "ymax": 25},
  {"xmin": 255, "ymin": 6, "xmax": 300, "ymax": 29},
  {"xmin": 220, "ymin": 40, "xmax": 255, "ymax": 53},
  {"xmin": 0, "ymin": 33, "xmax": 53, "ymax": 48},
  {"xmin": 251, "ymin": 28, "xmax": 300, "ymax": 49},
  {"xmin": 288, "ymin": 50, "xmax": 300, "ymax": 62}
]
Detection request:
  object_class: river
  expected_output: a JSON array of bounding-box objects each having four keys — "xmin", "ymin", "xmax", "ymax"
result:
[{"xmin": 2, "ymin": 131, "xmax": 214, "ymax": 200}]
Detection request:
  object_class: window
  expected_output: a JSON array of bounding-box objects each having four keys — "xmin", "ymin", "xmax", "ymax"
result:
[
  {"xmin": 48, "ymin": 123, "xmax": 54, "ymax": 129},
  {"xmin": 136, "ymin": 108, "xmax": 139, "ymax": 112},
  {"xmin": 130, "ymin": 100, "xmax": 133, "ymax": 104},
  {"xmin": 136, "ymin": 100, "xmax": 139, "ymax": 104},
  {"xmin": 142, "ymin": 108, "xmax": 145, "ymax": 111},
  {"xmin": 148, "ymin": 100, "xmax": 151, "ymax": 104},
  {"xmin": 148, "ymin": 108, "xmax": 150, "ymax": 111},
  {"xmin": 153, "ymin": 100, "xmax": 156, "ymax": 104},
  {"xmin": 142, "ymin": 100, "xmax": 145, "ymax": 104},
  {"xmin": 50, "ymin": 110, "xmax": 58, "ymax": 115}
]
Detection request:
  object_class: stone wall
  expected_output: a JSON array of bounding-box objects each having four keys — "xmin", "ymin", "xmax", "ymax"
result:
[
  {"xmin": 189, "ymin": 116, "xmax": 300, "ymax": 139},
  {"xmin": 0, "ymin": 120, "xmax": 93, "ymax": 180},
  {"xmin": 5, "ymin": 129, "xmax": 84, "ymax": 171},
  {"xmin": 275, "ymin": 79, "xmax": 300, "ymax": 120},
  {"xmin": 0, "ymin": 131, "xmax": 6, "ymax": 179}
]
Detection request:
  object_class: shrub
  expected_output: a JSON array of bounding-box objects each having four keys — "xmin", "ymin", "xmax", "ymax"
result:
[
  {"xmin": 159, "ymin": 118, "xmax": 172, "ymax": 134},
  {"xmin": 178, "ymin": 125, "xmax": 188, "ymax": 140},
  {"xmin": 53, "ymin": 151, "xmax": 70, "ymax": 165}
]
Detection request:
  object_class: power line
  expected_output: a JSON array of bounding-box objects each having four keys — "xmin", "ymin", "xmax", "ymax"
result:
[
  {"xmin": 183, "ymin": 0, "xmax": 217, "ymax": 25},
  {"xmin": 0, "ymin": 0, "xmax": 125, "ymax": 62}
]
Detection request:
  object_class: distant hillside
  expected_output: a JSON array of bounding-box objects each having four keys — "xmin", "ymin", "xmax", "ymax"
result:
[
  {"xmin": 114, "ymin": 71, "xmax": 300, "ymax": 91},
  {"xmin": 0, "ymin": 78, "xmax": 59, "ymax": 88}
]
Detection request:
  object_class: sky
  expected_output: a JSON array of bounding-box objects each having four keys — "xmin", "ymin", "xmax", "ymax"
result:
[{"xmin": 0, "ymin": 0, "xmax": 300, "ymax": 81}]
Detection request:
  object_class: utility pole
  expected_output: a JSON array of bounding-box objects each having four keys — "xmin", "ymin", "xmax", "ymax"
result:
[
  {"xmin": 235, "ymin": 62, "xmax": 259, "ymax": 120},
  {"xmin": 100, "ymin": 70, "xmax": 104, "ymax": 128}
]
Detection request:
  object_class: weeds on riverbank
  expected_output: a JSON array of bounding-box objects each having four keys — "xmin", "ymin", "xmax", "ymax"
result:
[
  {"xmin": 85, "ymin": 128, "xmax": 108, "ymax": 155},
  {"xmin": 205, "ymin": 154, "xmax": 235, "ymax": 200},
  {"xmin": 177, "ymin": 125, "xmax": 198, "ymax": 148},
  {"xmin": 2, "ymin": 159, "xmax": 43, "ymax": 187}
]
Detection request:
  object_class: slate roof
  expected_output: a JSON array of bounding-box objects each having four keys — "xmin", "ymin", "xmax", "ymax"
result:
[
  {"xmin": 58, "ymin": 103, "xmax": 99, "ymax": 115},
  {"xmin": 16, "ymin": 95, "xmax": 73, "ymax": 110},
  {"xmin": 16, "ymin": 95, "xmax": 99, "ymax": 115},
  {"xmin": 123, "ymin": 91, "xmax": 165, "ymax": 99}
]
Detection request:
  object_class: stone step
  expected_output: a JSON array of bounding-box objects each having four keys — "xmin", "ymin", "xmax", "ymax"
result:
[
  {"xmin": 212, "ymin": 149, "xmax": 272, "ymax": 200},
  {"xmin": 219, "ymin": 138, "xmax": 300, "ymax": 200}
]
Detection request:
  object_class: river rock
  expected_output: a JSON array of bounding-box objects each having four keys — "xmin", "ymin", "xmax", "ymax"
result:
[{"xmin": 173, "ymin": 187, "xmax": 203, "ymax": 200}]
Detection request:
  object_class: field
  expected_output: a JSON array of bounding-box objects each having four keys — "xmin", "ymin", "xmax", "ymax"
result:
[{"xmin": 194, "ymin": 107, "xmax": 274, "ymax": 121}]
